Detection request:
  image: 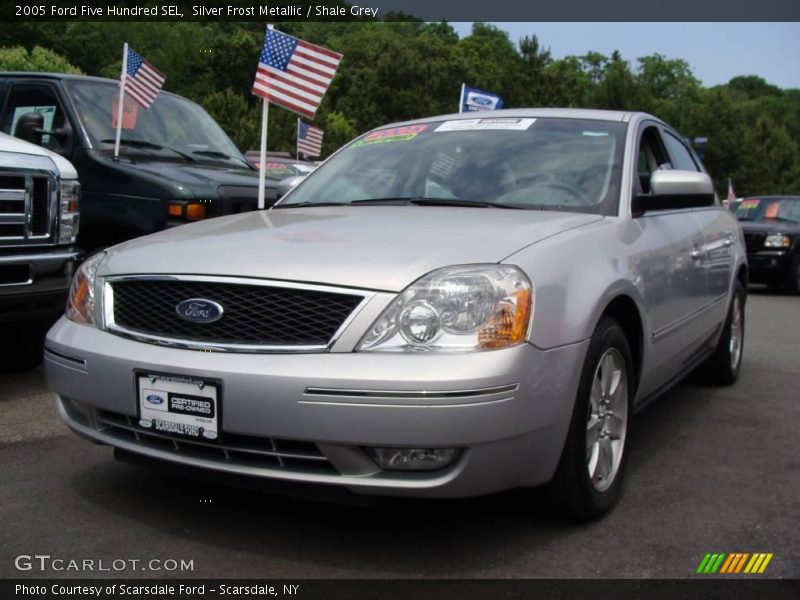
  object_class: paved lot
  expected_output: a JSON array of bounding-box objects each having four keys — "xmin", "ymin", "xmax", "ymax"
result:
[{"xmin": 1, "ymin": 289, "xmax": 797, "ymax": 579}]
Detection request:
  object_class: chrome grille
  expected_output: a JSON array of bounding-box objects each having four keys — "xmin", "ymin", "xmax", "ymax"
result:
[
  {"xmin": 106, "ymin": 276, "xmax": 370, "ymax": 352},
  {"xmin": 743, "ymin": 232, "xmax": 765, "ymax": 254},
  {"xmin": 0, "ymin": 172, "xmax": 54, "ymax": 244},
  {"xmin": 216, "ymin": 185, "xmax": 259, "ymax": 215}
]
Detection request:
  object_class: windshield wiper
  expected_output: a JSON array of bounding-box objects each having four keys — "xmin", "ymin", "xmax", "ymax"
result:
[
  {"xmin": 193, "ymin": 150, "xmax": 230, "ymax": 159},
  {"xmin": 273, "ymin": 201, "xmax": 349, "ymax": 209},
  {"xmin": 193, "ymin": 149, "xmax": 253, "ymax": 169},
  {"xmin": 277, "ymin": 197, "xmax": 530, "ymax": 210},
  {"xmin": 350, "ymin": 197, "xmax": 524, "ymax": 209},
  {"xmin": 101, "ymin": 139, "xmax": 197, "ymax": 162}
]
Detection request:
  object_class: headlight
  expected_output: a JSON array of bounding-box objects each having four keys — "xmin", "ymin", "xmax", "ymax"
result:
[
  {"xmin": 764, "ymin": 233, "xmax": 791, "ymax": 248},
  {"xmin": 57, "ymin": 180, "xmax": 80, "ymax": 244},
  {"xmin": 65, "ymin": 252, "xmax": 104, "ymax": 326},
  {"xmin": 358, "ymin": 265, "xmax": 532, "ymax": 352}
]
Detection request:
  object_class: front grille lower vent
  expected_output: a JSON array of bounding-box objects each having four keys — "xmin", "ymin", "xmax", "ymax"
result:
[
  {"xmin": 92, "ymin": 407, "xmax": 338, "ymax": 475},
  {"xmin": 109, "ymin": 278, "xmax": 366, "ymax": 350}
]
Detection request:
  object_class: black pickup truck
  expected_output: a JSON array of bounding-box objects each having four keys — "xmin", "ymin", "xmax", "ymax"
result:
[
  {"xmin": 0, "ymin": 72, "xmax": 262, "ymax": 251},
  {"xmin": 733, "ymin": 195, "xmax": 800, "ymax": 293}
]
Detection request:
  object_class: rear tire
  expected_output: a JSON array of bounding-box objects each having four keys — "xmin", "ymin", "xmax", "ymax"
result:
[
  {"xmin": 544, "ymin": 316, "xmax": 634, "ymax": 521},
  {"xmin": 696, "ymin": 280, "xmax": 745, "ymax": 385}
]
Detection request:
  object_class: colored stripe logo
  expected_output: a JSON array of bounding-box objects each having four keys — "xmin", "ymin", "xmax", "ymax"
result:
[{"xmin": 696, "ymin": 553, "xmax": 773, "ymax": 574}]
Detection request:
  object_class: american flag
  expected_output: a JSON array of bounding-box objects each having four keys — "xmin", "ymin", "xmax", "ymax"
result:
[
  {"xmin": 124, "ymin": 47, "xmax": 165, "ymax": 109},
  {"xmin": 297, "ymin": 121, "xmax": 323, "ymax": 157},
  {"xmin": 252, "ymin": 27, "xmax": 342, "ymax": 119}
]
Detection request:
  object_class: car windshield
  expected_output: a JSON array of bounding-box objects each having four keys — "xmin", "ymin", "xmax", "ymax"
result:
[
  {"xmin": 276, "ymin": 117, "xmax": 626, "ymax": 214},
  {"xmin": 64, "ymin": 80, "xmax": 248, "ymax": 167},
  {"xmin": 734, "ymin": 197, "xmax": 800, "ymax": 223}
]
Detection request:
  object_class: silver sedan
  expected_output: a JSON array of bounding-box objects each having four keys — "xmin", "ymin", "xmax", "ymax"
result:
[{"xmin": 45, "ymin": 109, "xmax": 746, "ymax": 519}]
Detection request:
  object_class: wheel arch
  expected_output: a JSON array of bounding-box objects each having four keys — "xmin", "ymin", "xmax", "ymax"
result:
[{"xmin": 598, "ymin": 294, "xmax": 645, "ymax": 392}]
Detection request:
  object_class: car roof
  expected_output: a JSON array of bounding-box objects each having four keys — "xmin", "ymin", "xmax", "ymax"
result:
[
  {"xmin": 0, "ymin": 71, "xmax": 190, "ymax": 102},
  {"xmin": 375, "ymin": 108, "xmax": 656, "ymax": 131},
  {"xmin": 1, "ymin": 71, "xmax": 119, "ymax": 84}
]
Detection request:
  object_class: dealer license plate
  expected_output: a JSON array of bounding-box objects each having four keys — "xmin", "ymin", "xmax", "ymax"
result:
[{"xmin": 136, "ymin": 372, "xmax": 219, "ymax": 441}]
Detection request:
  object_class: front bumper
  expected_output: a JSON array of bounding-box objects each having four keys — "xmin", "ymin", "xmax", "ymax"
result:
[
  {"xmin": 746, "ymin": 250, "xmax": 794, "ymax": 283},
  {"xmin": 0, "ymin": 247, "xmax": 81, "ymax": 322},
  {"xmin": 45, "ymin": 318, "xmax": 588, "ymax": 498}
]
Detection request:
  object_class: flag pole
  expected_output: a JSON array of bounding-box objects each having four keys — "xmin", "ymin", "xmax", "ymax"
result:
[
  {"xmin": 113, "ymin": 42, "xmax": 129, "ymax": 159},
  {"xmin": 296, "ymin": 117, "xmax": 300, "ymax": 160},
  {"xmin": 458, "ymin": 83, "xmax": 465, "ymax": 114},
  {"xmin": 257, "ymin": 97, "xmax": 269, "ymax": 209}
]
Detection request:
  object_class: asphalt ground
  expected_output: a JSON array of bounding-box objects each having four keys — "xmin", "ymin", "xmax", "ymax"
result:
[{"xmin": 0, "ymin": 288, "xmax": 797, "ymax": 580}]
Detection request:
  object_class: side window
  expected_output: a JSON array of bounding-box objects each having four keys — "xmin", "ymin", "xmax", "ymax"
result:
[
  {"xmin": 662, "ymin": 131, "xmax": 699, "ymax": 172},
  {"xmin": 636, "ymin": 126, "xmax": 670, "ymax": 194},
  {"xmin": 1, "ymin": 83, "xmax": 67, "ymax": 152}
]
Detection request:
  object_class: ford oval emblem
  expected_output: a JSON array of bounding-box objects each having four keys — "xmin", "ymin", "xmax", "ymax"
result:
[
  {"xmin": 146, "ymin": 394, "xmax": 164, "ymax": 405},
  {"xmin": 175, "ymin": 298, "xmax": 224, "ymax": 323},
  {"xmin": 473, "ymin": 96, "xmax": 493, "ymax": 106}
]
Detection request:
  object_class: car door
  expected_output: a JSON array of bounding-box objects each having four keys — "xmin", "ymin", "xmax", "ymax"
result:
[
  {"xmin": 661, "ymin": 128, "xmax": 736, "ymax": 327},
  {"xmin": 633, "ymin": 123, "xmax": 709, "ymax": 389}
]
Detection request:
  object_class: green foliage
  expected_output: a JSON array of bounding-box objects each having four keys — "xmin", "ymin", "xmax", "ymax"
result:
[
  {"xmin": 202, "ymin": 88, "xmax": 260, "ymax": 151},
  {"xmin": 0, "ymin": 46, "xmax": 82, "ymax": 74},
  {"xmin": 1, "ymin": 22, "xmax": 797, "ymax": 195}
]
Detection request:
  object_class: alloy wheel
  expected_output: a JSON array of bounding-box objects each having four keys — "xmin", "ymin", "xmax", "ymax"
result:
[{"xmin": 586, "ymin": 348, "xmax": 629, "ymax": 493}]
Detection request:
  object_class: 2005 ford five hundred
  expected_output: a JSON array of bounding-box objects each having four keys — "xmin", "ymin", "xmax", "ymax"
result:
[{"xmin": 45, "ymin": 109, "xmax": 746, "ymax": 519}]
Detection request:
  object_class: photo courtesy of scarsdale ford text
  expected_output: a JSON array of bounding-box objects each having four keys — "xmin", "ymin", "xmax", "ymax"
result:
[{"xmin": 14, "ymin": 583, "xmax": 302, "ymax": 597}]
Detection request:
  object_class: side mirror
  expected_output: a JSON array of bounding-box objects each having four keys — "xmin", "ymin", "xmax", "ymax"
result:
[
  {"xmin": 633, "ymin": 170, "xmax": 715, "ymax": 216},
  {"xmin": 49, "ymin": 123, "xmax": 74, "ymax": 156},
  {"xmin": 12, "ymin": 112, "xmax": 73, "ymax": 156},
  {"xmin": 14, "ymin": 112, "xmax": 45, "ymax": 146}
]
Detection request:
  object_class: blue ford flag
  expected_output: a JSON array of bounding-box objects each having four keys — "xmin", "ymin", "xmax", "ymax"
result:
[{"xmin": 459, "ymin": 83, "xmax": 504, "ymax": 113}]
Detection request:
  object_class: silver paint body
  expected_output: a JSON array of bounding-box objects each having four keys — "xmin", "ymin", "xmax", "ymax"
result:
[{"xmin": 45, "ymin": 109, "xmax": 746, "ymax": 497}]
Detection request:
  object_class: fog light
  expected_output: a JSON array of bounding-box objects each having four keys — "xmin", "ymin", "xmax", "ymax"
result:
[{"xmin": 367, "ymin": 447, "xmax": 459, "ymax": 471}]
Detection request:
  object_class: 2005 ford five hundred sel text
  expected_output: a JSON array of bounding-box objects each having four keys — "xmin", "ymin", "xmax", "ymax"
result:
[{"xmin": 45, "ymin": 109, "xmax": 747, "ymax": 519}]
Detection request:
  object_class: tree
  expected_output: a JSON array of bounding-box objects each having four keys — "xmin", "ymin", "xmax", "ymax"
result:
[
  {"xmin": 0, "ymin": 46, "xmax": 82, "ymax": 74},
  {"xmin": 201, "ymin": 88, "xmax": 259, "ymax": 152},
  {"xmin": 595, "ymin": 51, "xmax": 644, "ymax": 110}
]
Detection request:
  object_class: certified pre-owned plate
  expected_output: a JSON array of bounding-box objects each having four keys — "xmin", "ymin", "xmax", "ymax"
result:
[{"xmin": 136, "ymin": 372, "xmax": 219, "ymax": 441}]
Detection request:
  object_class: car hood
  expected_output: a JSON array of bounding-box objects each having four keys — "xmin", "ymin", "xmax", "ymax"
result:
[
  {"xmin": 102, "ymin": 206, "xmax": 603, "ymax": 292},
  {"xmin": 98, "ymin": 154, "xmax": 260, "ymax": 192}
]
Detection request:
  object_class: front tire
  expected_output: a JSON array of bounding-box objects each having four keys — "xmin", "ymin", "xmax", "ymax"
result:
[{"xmin": 545, "ymin": 316, "xmax": 634, "ymax": 521}]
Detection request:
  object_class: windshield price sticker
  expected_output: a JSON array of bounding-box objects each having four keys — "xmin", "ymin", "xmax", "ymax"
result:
[
  {"xmin": 739, "ymin": 198, "xmax": 760, "ymax": 209},
  {"xmin": 353, "ymin": 124, "xmax": 429, "ymax": 147},
  {"xmin": 434, "ymin": 118, "xmax": 537, "ymax": 132}
]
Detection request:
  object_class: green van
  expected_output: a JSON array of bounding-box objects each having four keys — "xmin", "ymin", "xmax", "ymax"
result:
[{"xmin": 0, "ymin": 72, "xmax": 261, "ymax": 251}]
